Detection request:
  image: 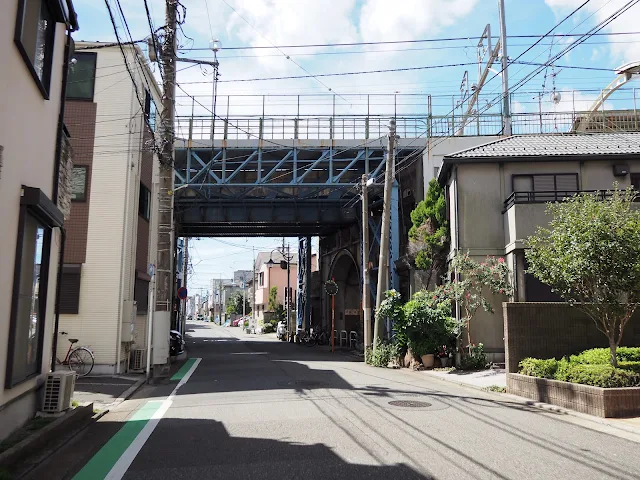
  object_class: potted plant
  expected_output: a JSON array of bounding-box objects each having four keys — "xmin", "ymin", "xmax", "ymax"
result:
[{"xmin": 410, "ymin": 337, "xmax": 437, "ymax": 368}]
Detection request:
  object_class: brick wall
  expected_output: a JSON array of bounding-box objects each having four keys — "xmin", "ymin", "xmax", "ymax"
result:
[
  {"xmin": 503, "ymin": 302, "xmax": 640, "ymax": 373},
  {"xmin": 63, "ymin": 101, "xmax": 97, "ymax": 264}
]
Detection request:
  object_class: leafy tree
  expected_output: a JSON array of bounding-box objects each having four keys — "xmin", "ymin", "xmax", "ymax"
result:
[
  {"xmin": 435, "ymin": 253, "xmax": 512, "ymax": 353},
  {"xmin": 226, "ymin": 291, "xmax": 251, "ymax": 315},
  {"xmin": 408, "ymin": 179, "xmax": 449, "ymax": 286},
  {"xmin": 267, "ymin": 286, "xmax": 279, "ymax": 311},
  {"xmin": 525, "ymin": 187, "xmax": 640, "ymax": 367}
]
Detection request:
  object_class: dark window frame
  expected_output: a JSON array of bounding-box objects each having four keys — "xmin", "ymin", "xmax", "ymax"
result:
[
  {"xmin": 71, "ymin": 165, "xmax": 88, "ymax": 202},
  {"xmin": 59, "ymin": 264, "xmax": 81, "ymax": 314},
  {"xmin": 631, "ymin": 173, "xmax": 640, "ymax": 191},
  {"xmin": 144, "ymin": 90, "xmax": 157, "ymax": 132},
  {"xmin": 511, "ymin": 173, "xmax": 579, "ymax": 193},
  {"xmin": 14, "ymin": 0, "xmax": 57, "ymax": 99},
  {"xmin": 66, "ymin": 51, "xmax": 97, "ymax": 101},
  {"xmin": 138, "ymin": 183, "xmax": 151, "ymax": 221},
  {"xmin": 258, "ymin": 272, "xmax": 264, "ymax": 287},
  {"xmin": 6, "ymin": 206, "xmax": 53, "ymax": 388},
  {"xmin": 134, "ymin": 276, "xmax": 149, "ymax": 314}
]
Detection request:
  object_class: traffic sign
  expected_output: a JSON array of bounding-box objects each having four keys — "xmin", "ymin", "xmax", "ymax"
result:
[{"xmin": 177, "ymin": 286, "xmax": 188, "ymax": 300}]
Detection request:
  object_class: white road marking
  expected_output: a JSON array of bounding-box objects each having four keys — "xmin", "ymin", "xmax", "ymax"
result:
[{"xmin": 104, "ymin": 358, "xmax": 201, "ymax": 480}]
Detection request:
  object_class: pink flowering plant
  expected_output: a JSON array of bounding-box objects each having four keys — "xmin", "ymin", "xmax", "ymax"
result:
[{"xmin": 435, "ymin": 252, "xmax": 513, "ymax": 354}]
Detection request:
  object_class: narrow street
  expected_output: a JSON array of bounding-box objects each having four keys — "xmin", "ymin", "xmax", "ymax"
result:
[{"xmin": 28, "ymin": 322, "xmax": 640, "ymax": 480}]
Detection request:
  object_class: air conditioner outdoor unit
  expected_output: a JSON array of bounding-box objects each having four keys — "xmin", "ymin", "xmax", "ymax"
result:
[
  {"xmin": 131, "ymin": 348, "xmax": 146, "ymax": 370},
  {"xmin": 42, "ymin": 371, "xmax": 76, "ymax": 413}
]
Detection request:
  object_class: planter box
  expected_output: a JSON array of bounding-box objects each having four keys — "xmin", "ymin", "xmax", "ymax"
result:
[{"xmin": 507, "ymin": 373, "xmax": 640, "ymax": 418}]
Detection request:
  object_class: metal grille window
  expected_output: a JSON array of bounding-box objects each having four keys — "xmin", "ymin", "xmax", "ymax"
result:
[
  {"xmin": 71, "ymin": 166, "xmax": 87, "ymax": 201},
  {"xmin": 511, "ymin": 173, "xmax": 579, "ymax": 202},
  {"xmin": 66, "ymin": 52, "xmax": 97, "ymax": 100},
  {"xmin": 59, "ymin": 264, "xmax": 81, "ymax": 314}
]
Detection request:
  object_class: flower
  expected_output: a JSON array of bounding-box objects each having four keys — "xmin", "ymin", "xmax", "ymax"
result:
[{"xmin": 498, "ymin": 257, "xmax": 505, "ymax": 263}]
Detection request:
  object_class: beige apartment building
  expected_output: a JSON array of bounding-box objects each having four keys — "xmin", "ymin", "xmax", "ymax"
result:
[
  {"xmin": 0, "ymin": 0, "xmax": 79, "ymax": 439},
  {"xmin": 438, "ymin": 133, "xmax": 640, "ymax": 361},
  {"xmin": 56, "ymin": 42, "xmax": 163, "ymax": 374}
]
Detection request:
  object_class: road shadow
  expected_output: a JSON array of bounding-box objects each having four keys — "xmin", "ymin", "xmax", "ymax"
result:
[{"xmin": 28, "ymin": 417, "xmax": 431, "ymax": 480}]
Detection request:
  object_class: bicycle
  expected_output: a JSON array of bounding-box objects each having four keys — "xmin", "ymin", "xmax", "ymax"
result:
[{"xmin": 57, "ymin": 332, "xmax": 95, "ymax": 377}]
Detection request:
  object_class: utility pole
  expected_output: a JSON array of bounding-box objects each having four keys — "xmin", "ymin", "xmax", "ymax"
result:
[
  {"xmin": 498, "ymin": 0, "xmax": 512, "ymax": 135},
  {"xmin": 252, "ymin": 247, "xmax": 256, "ymax": 331},
  {"xmin": 181, "ymin": 237, "xmax": 188, "ymax": 334},
  {"xmin": 361, "ymin": 175, "xmax": 372, "ymax": 350},
  {"xmin": 154, "ymin": 0, "xmax": 178, "ymax": 372},
  {"xmin": 374, "ymin": 120, "xmax": 396, "ymax": 347}
]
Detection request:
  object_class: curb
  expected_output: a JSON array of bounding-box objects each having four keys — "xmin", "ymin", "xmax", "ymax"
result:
[
  {"xmin": 418, "ymin": 369, "xmax": 640, "ymax": 440},
  {"xmin": 96, "ymin": 377, "xmax": 146, "ymax": 413},
  {"xmin": 0, "ymin": 404, "xmax": 94, "ymax": 473}
]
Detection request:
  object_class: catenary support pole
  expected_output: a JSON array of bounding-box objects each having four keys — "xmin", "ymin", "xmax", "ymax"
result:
[
  {"xmin": 374, "ymin": 120, "xmax": 396, "ymax": 347},
  {"xmin": 498, "ymin": 0, "xmax": 512, "ymax": 135},
  {"xmin": 361, "ymin": 175, "xmax": 372, "ymax": 351}
]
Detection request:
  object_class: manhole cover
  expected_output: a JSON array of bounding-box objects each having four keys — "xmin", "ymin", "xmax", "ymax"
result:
[{"xmin": 388, "ymin": 400, "xmax": 432, "ymax": 408}]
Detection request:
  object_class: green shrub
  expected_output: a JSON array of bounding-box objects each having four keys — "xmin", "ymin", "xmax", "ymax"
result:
[
  {"xmin": 366, "ymin": 341, "xmax": 395, "ymax": 368},
  {"xmin": 554, "ymin": 363, "xmax": 640, "ymax": 388},
  {"xmin": 570, "ymin": 347, "xmax": 640, "ymax": 365},
  {"xmin": 618, "ymin": 361, "xmax": 640, "ymax": 374},
  {"xmin": 459, "ymin": 343, "xmax": 488, "ymax": 370},
  {"xmin": 262, "ymin": 324, "xmax": 275, "ymax": 334},
  {"xmin": 519, "ymin": 358, "xmax": 559, "ymax": 378}
]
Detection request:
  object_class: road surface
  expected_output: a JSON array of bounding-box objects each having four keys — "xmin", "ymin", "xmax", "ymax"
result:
[{"xmin": 28, "ymin": 321, "xmax": 640, "ymax": 480}]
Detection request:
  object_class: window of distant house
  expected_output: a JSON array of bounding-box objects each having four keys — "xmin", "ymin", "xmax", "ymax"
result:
[
  {"xmin": 6, "ymin": 209, "xmax": 52, "ymax": 387},
  {"xmin": 139, "ymin": 183, "xmax": 151, "ymax": 220},
  {"xmin": 15, "ymin": 0, "xmax": 56, "ymax": 98},
  {"xmin": 631, "ymin": 174, "xmax": 640, "ymax": 191},
  {"xmin": 258, "ymin": 272, "xmax": 264, "ymax": 287},
  {"xmin": 144, "ymin": 91, "xmax": 157, "ymax": 132},
  {"xmin": 71, "ymin": 166, "xmax": 87, "ymax": 201},
  {"xmin": 66, "ymin": 52, "xmax": 97, "ymax": 100}
]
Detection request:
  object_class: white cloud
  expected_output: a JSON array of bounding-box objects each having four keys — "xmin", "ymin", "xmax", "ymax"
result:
[{"xmin": 545, "ymin": 0, "xmax": 640, "ymax": 64}]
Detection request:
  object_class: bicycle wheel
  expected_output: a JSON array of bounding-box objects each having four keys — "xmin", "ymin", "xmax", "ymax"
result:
[
  {"xmin": 68, "ymin": 347, "xmax": 94, "ymax": 377},
  {"xmin": 305, "ymin": 334, "xmax": 317, "ymax": 347}
]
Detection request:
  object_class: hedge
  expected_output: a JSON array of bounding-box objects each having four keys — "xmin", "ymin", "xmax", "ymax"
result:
[{"xmin": 518, "ymin": 349, "xmax": 640, "ymax": 388}]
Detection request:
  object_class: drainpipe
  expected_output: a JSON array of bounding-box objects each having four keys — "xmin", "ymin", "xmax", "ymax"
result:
[
  {"xmin": 51, "ymin": 19, "xmax": 75, "ymax": 372},
  {"xmin": 51, "ymin": 228, "xmax": 66, "ymax": 372}
]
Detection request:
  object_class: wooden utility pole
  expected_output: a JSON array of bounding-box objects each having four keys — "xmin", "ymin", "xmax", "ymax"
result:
[
  {"xmin": 153, "ymin": 0, "xmax": 178, "ymax": 370},
  {"xmin": 373, "ymin": 120, "xmax": 396, "ymax": 347},
  {"xmin": 361, "ymin": 174, "xmax": 372, "ymax": 351}
]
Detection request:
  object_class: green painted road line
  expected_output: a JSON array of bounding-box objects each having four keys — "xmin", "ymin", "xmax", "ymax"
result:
[
  {"xmin": 72, "ymin": 400, "xmax": 164, "ymax": 480},
  {"xmin": 171, "ymin": 358, "xmax": 197, "ymax": 381}
]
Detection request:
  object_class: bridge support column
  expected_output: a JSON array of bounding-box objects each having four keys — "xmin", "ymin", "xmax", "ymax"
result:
[{"xmin": 297, "ymin": 236, "xmax": 313, "ymax": 333}]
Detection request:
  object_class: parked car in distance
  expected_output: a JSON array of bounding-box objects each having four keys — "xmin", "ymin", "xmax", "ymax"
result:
[{"xmin": 197, "ymin": 314, "xmax": 204, "ymax": 321}]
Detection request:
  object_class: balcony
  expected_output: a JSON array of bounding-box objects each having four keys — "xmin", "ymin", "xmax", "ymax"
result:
[
  {"xmin": 503, "ymin": 190, "xmax": 613, "ymax": 212},
  {"xmin": 503, "ymin": 190, "xmax": 614, "ymax": 252}
]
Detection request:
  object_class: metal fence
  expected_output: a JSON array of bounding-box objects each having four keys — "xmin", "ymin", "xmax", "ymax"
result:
[{"xmin": 174, "ymin": 90, "xmax": 640, "ymax": 141}]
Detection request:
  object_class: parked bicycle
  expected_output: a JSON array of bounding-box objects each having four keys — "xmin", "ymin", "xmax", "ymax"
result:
[{"xmin": 57, "ymin": 332, "xmax": 95, "ymax": 377}]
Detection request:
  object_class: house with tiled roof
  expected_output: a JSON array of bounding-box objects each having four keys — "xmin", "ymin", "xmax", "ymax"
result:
[{"xmin": 437, "ymin": 132, "xmax": 640, "ymax": 362}]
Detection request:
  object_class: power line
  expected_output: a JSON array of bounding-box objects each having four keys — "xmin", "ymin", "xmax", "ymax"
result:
[{"xmin": 177, "ymin": 31, "xmax": 640, "ymax": 51}]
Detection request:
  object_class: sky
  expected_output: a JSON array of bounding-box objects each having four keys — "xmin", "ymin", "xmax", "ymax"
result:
[{"xmin": 69, "ymin": 0, "xmax": 640, "ymax": 292}]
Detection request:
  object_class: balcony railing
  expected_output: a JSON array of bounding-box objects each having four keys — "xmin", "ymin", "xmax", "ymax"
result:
[{"xmin": 503, "ymin": 190, "xmax": 613, "ymax": 211}]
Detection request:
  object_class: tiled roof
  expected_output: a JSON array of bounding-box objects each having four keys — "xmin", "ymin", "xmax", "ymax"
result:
[{"xmin": 446, "ymin": 133, "xmax": 640, "ymax": 159}]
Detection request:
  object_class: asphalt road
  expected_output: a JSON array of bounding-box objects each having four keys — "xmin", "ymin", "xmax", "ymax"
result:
[{"xmin": 28, "ymin": 322, "xmax": 640, "ymax": 480}]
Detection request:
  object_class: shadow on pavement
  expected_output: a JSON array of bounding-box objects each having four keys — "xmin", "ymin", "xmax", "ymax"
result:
[{"xmin": 124, "ymin": 418, "xmax": 432, "ymax": 479}]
